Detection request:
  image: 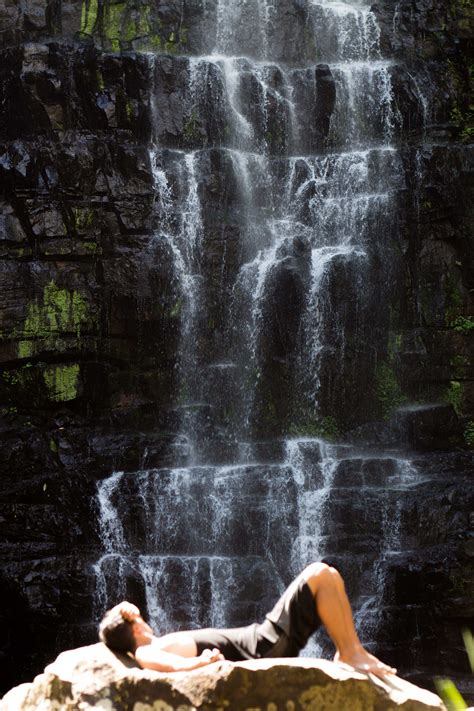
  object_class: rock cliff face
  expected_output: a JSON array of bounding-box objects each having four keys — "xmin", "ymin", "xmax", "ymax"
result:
[{"xmin": 0, "ymin": 0, "xmax": 473, "ymax": 701}]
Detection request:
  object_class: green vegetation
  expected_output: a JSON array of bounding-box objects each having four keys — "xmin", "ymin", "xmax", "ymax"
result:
[
  {"xmin": 318, "ymin": 416, "xmax": 340, "ymax": 439},
  {"xmin": 451, "ymin": 355, "xmax": 470, "ymax": 378},
  {"xmin": 79, "ymin": 0, "xmax": 183, "ymax": 53},
  {"xmin": 435, "ymin": 679, "xmax": 468, "ymax": 710},
  {"xmin": 289, "ymin": 415, "xmax": 340, "ymax": 441},
  {"xmin": 183, "ymin": 111, "xmax": 201, "ymax": 143},
  {"xmin": 451, "ymin": 315, "xmax": 474, "ymax": 332},
  {"xmin": 450, "ymin": 104, "xmax": 474, "ymax": 143},
  {"xmin": 43, "ymin": 364, "xmax": 80, "ymax": 402},
  {"xmin": 169, "ymin": 299, "xmax": 182, "ymax": 319},
  {"xmin": 73, "ymin": 207, "xmax": 95, "ymax": 231},
  {"xmin": 125, "ymin": 98, "xmax": 134, "ymax": 122},
  {"xmin": 81, "ymin": 0, "xmax": 98, "ymax": 35},
  {"xmin": 443, "ymin": 272, "xmax": 473, "ymax": 332},
  {"xmin": 464, "ymin": 420, "xmax": 474, "ymax": 447},
  {"xmin": 265, "ymin": 123, "xmax": 285, "ymax": 151},
  {"xmin": 96, "ymin": 69, "xmax": 105, "ymax": 91},
  {"xmin": 17, "ymin": 281, "xmax": 90, "ymax": 359},
  {"xmin": 435, "ymin": 629, "xmax": 473, "ymax": 710},
  {"xmin": 445, "ymin": 380, "xmax": 463, "ymax": 414},
  {"xmin": 82, "ymin": 241, "xmax": 102, "ymax": 255},
  {"xmin": 375, "ymin": 361, "xmax": 406, "ymax": 419},
  {"xmin": 447, "ymin": 58, "xmax": 474, "ymax": 143},
  {"xmin": 104, "ymin": 2, "xmax": 125, "ymax": 52},
  {"xmin": 464, "ymin": 628, "xmax": 474, "ymax": 671},
  {"xmin": 2, "ymin": 359, "xmax": 81, "ymax": 406},
  {"xmin": 444, "ymin": 270, "xmax": 463, "ymax": 324}
]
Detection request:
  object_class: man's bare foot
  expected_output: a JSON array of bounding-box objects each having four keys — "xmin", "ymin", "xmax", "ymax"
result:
[{"xmin": 334, "ymin": 648, "xmax": 397, "ymax": 678}]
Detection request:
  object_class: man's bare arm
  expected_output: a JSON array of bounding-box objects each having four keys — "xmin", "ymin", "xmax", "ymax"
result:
[{"xmin": 135, "ymin": 645, "xmax": 223, "ymax": 672}]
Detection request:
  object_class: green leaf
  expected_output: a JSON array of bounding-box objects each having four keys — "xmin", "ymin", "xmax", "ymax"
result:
[
  {"xmin": 462, "ymin": 628, "xmax": 474, "ymax": 673},
  {"xmin": 434, "ymin": 678, "xmax": 467, "ymax": 710}
]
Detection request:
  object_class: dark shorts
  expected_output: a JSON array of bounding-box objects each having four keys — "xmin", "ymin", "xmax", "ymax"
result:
[{"xmin": 189, "ymin": 575, "xmax": 321, "ymax": 661}]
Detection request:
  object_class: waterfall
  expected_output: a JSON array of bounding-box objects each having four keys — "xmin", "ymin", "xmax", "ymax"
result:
[{"xmin": 93, "ymin": 0, "xmax": 422, "ymax": 660}]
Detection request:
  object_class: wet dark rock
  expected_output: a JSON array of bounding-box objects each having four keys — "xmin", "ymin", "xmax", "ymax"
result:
[{"xmin": 393, "ymin": 404, "xmax": 463, "ymax": 450}]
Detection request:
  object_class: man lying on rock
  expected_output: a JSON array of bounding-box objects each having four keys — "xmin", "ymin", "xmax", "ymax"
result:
[{"xmin": 99, "ymin": 562, "xmax": 396, "ymax": 677}]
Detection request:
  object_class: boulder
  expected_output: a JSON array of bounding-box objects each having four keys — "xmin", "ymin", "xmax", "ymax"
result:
[{"xmin": 1, "ymin": 642, "xmax": 446, "ymax": 711}]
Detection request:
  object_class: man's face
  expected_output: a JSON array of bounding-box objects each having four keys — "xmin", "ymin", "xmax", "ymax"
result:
[{"xmin": 131, "ymin": 616, "xmax": 154, "ymax": 647}]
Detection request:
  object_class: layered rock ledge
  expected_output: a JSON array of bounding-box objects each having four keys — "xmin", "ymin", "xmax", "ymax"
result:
[{"xmin": 1, "ymin": 643, "xmax": 446, "ymax": 711}]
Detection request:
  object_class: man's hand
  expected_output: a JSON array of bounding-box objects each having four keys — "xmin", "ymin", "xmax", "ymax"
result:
[
  {"xmin": 199, "ymin": 648, "xmax": 225, "ymax": 665},
  {"xmin": 112, "ymin": 601, "xmax": 141, "ymax": 622}
]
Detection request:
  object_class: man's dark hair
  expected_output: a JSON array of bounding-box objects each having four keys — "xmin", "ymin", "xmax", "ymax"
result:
[{"xmin": 99, "ymin": 609, "xmax": 136, "ymax": 654}]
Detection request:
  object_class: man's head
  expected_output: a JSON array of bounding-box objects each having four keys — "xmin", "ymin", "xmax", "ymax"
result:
[{"xmin": 99, "ymin": 602, "xmax": 153, "ymax": 654}]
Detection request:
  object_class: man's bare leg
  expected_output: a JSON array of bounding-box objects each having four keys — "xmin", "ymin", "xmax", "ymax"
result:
[{"xmin": 302, "ymin": 562, "xmax": 396, "ymax": 677}]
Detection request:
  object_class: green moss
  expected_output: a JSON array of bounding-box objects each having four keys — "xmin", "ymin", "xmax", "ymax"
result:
[
  {"xmin": 96, "ymin": 69, "xmax": 105, "ymax": 91},
  {"xmin": 43, "ymin": 364, "xmax": 80, "ymax": 402},
  {"xmin": 2, "ymin": 371, "xmax": 22, "ymax": 386},
  {"xmin": 183, "ymin": 110, "xmax": 201, "ymax": 143},
  {"xmin": 169, "ymin": 299, "xmax": 182, "ymax": 319},
  {"xmin": 445, "ymin": 270, "xmax": 463, "ymax": 305},
  {"xmin": 445, "ymin": 380, "xmax": 463, "ymax": 414},
  {"xmin": 125, "ymin": 98, "xmax": 134, "ymax": 122},
  {"xmin": 2, "ymin": 362, "xmax": 44, "ymax": 409},
  {"xmin": 266, "ymin": 400, "xmax": 277, "ymax": 420},
  {"xmin": 125, "ymin": 4, "xmax": 152, "ymax": 40},
  {"xmin": 124, "ymin": 20, "xmax": 137, "ymax": 41},
  {"xmin": 375, "ymin": 361, "xmax": 406, "ymax": 418},
  {"xmin": 451, "ymin": 354, "xmax": 470, "ymax": 378},
  {"xmin": 73, "ymin": 207, "xmax": 95, "ymax": 231},
  {"xmin": 152, "ymin": 28, "xmax": 185, "ymax": 54},
  {"xmin": 387, "ymin": 331, "xmax": 403, "ymax": 360},
  {"xmin": 444, "ymin": 271, "xmax": 466, "ymax": 326},
  {"xmin": 265, "ymin": 123, "xmax": 285, "ymax": 151},
  {"xmin": 451, "ymin": 315, "xmax": 474, "ymax": 332},
  {"xmin": 464, "ymin": 421, "xmax": 474, "ymax": 448},
  {"xmin": 17, "ymin": 281, "xmax": 90, "ymax": 359},
  {"xmin": 80, "ymin": 0, "xmax": 184, "ymax": 53},
  {"xmin": 319, "ymin": 416, "xmax": 340, "ymax": 439},
  {"xmin": 49, "ymin": 438, "xmax": 58, "ymax": 453},
  {"xmin": 18, "ymin": 340, "xmax": 34, "ymax": 359},
  {"xmin": 447, "ymin": 57, "xmax": 474, "ymax": 143},
  {"xmin": 81, "ymin": 0, "xmax": 98, "ymax": 35},
  {"xmin": 82, "ymin": 241, "xmax": 102, "ymax": 255},
  {"xmin": 104, "ymin": 2, "xmax": 126, "ymax": 52},
  {"xmin": 450, "ymin": 104, "xmax": 474, "ymax": 142},
  {"xmin": 289, "ymin": 415, "xmax": 340, "ymax": 441}
]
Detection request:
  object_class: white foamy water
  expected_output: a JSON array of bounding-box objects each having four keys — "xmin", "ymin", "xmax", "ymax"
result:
[
  {"xmin": 92, "ymin": 0, "xmax": 417, "ymax": 662},
  {"xmin": 356, "ymin": 459, "xmax": 421, "ymax": 644},
  {"xmin": 309, "ymin": 0, "xmax": 381, "ymax": 62},
  {"xmin": 232, "ymin": 146, "xmax": 402, "ymax": 428}
]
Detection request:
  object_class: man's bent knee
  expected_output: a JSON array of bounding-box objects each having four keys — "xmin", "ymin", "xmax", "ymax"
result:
[{"xmin": 302, "ymin": 562, "xmax": 343, "ymax": 595}]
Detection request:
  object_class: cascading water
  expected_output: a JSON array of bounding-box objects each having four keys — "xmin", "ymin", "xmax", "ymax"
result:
[{"xmin": 93, "ymin": 0, "xmax": 423, "ymax": 658}]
